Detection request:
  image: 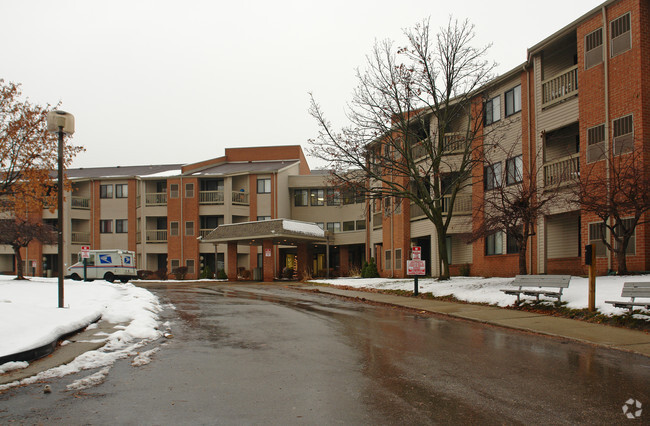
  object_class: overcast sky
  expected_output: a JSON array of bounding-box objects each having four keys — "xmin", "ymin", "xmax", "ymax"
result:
[{"xmin": 3, "ymin": 0, "xmax": 602, "ymax": 170}]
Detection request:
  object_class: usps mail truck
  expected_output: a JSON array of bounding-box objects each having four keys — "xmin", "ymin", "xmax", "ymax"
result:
[{"xmin": 66, "ymin": 249, "xmax": 137, "ymax": 283}]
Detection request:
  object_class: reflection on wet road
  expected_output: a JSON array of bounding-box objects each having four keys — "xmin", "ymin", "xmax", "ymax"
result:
[{"xmin": 2, "ymin": 283, "xmax": 648, "ymax": 424}]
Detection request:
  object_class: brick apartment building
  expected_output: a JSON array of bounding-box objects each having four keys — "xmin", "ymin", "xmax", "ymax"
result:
[{"xmin": 1, "ymin": 0, "xmax": 648, "ymax": 280}]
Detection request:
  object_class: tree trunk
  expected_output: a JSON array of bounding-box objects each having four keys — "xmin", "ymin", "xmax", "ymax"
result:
[
  {"xmin": 437, "ymin": 230, "xmax": 450, "ymax": 280},
  {"xmin": 616, "ymin": 250, "xmax": 628, "ymax": 275},
  {"xmin": 518, "ymin": 238, "xmax": 528, "ymax": 275},
  {"xmin": 13, "ymin": 245, "xmax": 25, "ymax": 280}
]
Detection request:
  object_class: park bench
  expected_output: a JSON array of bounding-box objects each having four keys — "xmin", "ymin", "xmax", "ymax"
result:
[
  {"xmin": 501, "ymin": 275, "xmax": 571, "ymax": 304},
  {"xmin": 605, "ymin": 282, "xmax": 650, "ymax": 313}
]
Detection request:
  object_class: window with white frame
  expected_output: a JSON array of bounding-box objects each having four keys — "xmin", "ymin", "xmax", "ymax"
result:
[
  {"xmin": 170, "ymin": 184, "xmax": 179, "ymax": 198},
  {"xmin": 310, "ymin": 189, "xmax": 324, "ymax": 206},
  {"xmin": 587, "ymin": 124, "xmax": 606, "ymax": 163},
  {"xmin": 614, "ymin": 218, "xmax": 636, "ymax": 255},
  {"xmin": 185, "ymin": 183, "xmax": 194, "ymax": 198},
  {"xmin": 115, "ymin": 184, "xmax": 128, "ymax": 198},
  {"xmin": 613, "ymin": 114, "xmax": 633, "ymax": 155},
  {"xmin": 505, "ymin": 85, "xmax": 521, "ymax": 117},
  {"xmin": 485, "ymin": 96, "xmax": 501, "ymax": 125},
  {"xmin": 385, "ymin": 249, "xmax": 392, "ymax": 270},
  {"xmin": 610, "ymin": 12, "xmax": 631, "ymax": 57},
  {"xmin": 294, "ymin": 189, "xmax": 308, "ymax": 206},
  {"xmin": 116, "ymin": 219, "xmax": 128, "ymax": 233},
  {"xmin": 506, "ymin": 155, "xmax": 523, "ymax": 185},
  {"xmin": 100, "ymin": 219, "xmax": 113, "ymax": 233},
  {"xmin": 170, "ymin": 221, "xmax": 179, "ymax": 237},
  {"xmin": 395, "ymin": 248, "xmax": 402, "ymax": 270},
  {"xmin": 100, "ymin": 184, "xmax": 113, "ymax": 199},
  {"xmin": 588, "ymin": 222, "xmax": 607, "ymax": 257},
  {"xmin": 484, "ymin": 162, "xmax": 502, "ymax": 190},
  {"xmin": 257, "ymin": 178, "xmax": 271, "ymax": 194},
  {"xmin": 257, "ymin": 216, "xmax": 271, "ymax": 221},
  {"xmin": 585, "ymin": 28, "xmax": 603, "ymax": 69},
  {"xmin": 186, "ymin": 259, "xmax": 195, "ymax": 274},
  {"xmin": 326, "ymin": 222, "xmax": 340, "ymax": 233},
  {"xmin": 185, "ymin": 221, "xmax": 194, "ymax": 236},
  {"xmin": 326, "ymin": 188, "xmax": 340, "ymax": 206},
  {"xmin": 485, "ymin": 231, "xmax": 503, "ymax": 255},
  {"xmin": 170, "ymin": 259, "xmax": 180, "ymax": 271}
]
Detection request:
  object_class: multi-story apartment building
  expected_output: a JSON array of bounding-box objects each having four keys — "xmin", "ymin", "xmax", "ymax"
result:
[{"xmin": 1, "ymin": 0, "xmax": 647, "ymax": 281}]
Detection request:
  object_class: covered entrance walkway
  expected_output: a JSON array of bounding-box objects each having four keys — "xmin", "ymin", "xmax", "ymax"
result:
[{"xmin": 201, "ymin": 219, "xmax": 329, "ymax": 282}]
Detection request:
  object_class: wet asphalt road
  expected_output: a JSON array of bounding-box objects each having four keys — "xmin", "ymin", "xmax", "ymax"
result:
[{"xmin": 1, "ymin": 283, "xmax": 649, "ymax": 424}]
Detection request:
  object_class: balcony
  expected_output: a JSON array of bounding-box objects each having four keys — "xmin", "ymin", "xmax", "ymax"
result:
[
  {"xmin": 232, "ymin": 191, "xmax": 249, "ymax": 205},
  {"xmin": 71, "ymin": 196, "xmax": 90, "ymax": 210},
  {"xmin": 442, "ymin": 195, "xmax": 472, "ymax": 215},
  {"xmin": 200, "ymin": 229, "xmax": 213, "ymax": 239},
  {"xmin": 71, "ymin": 232, "xmax": 90, "ymax": 244},
  {"xmin": 442, "ymin": 133, "xmax": 468, "ymax": 153},
  {"xmin": 544, "ymin": 154, "xmax": 579, "ymax": 187},
  {"xmin": 145, "ymin": 192, "xmax": 167, "ymax": 206},
  {"xmin": 542, "ymin": 66, "xmax": 578, "ymax": 109},
  {"xmin": 146, "ymin": 229, "xmax": 168, "ymax": 243},
  {"xmin": 199, "ymin": 190, "xmax": 224, "ymax": 205}
]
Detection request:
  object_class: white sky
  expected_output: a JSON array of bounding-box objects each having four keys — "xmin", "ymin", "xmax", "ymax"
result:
[{"xmin": 2, "ymin": 0, "xmax": 603, "ymax": 169}]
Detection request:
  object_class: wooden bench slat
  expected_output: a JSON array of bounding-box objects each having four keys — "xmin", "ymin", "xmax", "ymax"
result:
[
  {"xmin": 621, "ymin": 288, "xmax": 650, "ymax": 297},
  {"xmin": 605, "ymin": 281, "xmax": 650, "ymax": 312}
]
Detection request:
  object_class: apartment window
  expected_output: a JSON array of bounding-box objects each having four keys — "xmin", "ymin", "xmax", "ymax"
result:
[
  {"xmin": 257, "ymin": 216, "xmax": 271, "ymax": 221},
  {"xmin": 115, "ymin": 184, "xmax": 128, "ymax": 198},
  {"xmin": 485, "ymin": 96, "xmax": 501, "ymax": 125},
  {"xmin": 170, "ymin": 221, "xmax": 179, "ymax": 237},
  {"xmin": 310, "ymin": 189, "xmax": 325, "ymax": 206},
  {"xmin": 394, "ymin": 248, "xmax": 402, "ymax": 270},
  {"xmin": 613, "ymin": 114, "xmax": 633, "ymax": 155},
  {"xmin": 326, "ymin": 189, "xmax": 340, "ymax": 206},
  {"xmin": 356, "ymin": 220, "xmax": 366, "ymax": 231},
  {"xmin": 614, "ymin": 218, "xmax": 636, "ymax": 255},
  {"xmin": 294, "ymin": 189, "xmax": 308, "ymax": 206},
  {"xmin": 185, "ymin": 183, "xmax": 194, "ymax": 198},
  {"xmin": 170, "ymin": 184, "xmax": 179, "ymax": 198},
  {"xmin": 100, "ymin": 219, "xmax": 113, "ymax": 233},
  {"xmin": 186, "ymin": 259, "xmax": 195, "ymax": 274},
  {"xmin": 316, "ymin": 222, "xmax": 324, "ymax": 230},
  {"xmin": 506, "ymin": 228, "xmax": 521, "ymax": 254},
  {"xmin": 170, "ymin": 259, "xmax": 180, "ymax": 271},
  {"xmin": 585, "ymin": 28, "xmax": 603, "ymax": 69},
  {"xmin": 610, "ymin": 12, "xmax": 631, "ymax": 57},
  {"xmin": 385, "ymin": 250, "xmax": 392, "ymax": 270},
  {"xmin": 326, "ymin": 222, "xmax": 340, "ymax": 233},
  {"xmin": 185, "ymin": 221, "xmax": 195, "ymax": 236},
  {"xmin": 343, "ymin": 221, "xmax": 355, "ymax": 231},
  {"xmin": 484, "ymin": 162, "xmax": 502, "ymax": 190},
  {"xmin": 506, "ymin": 156, "xmax": 523, "ymax": 185},
  {"xmin": 257, "ymin": 178, "xmax": 271, "ymax": 194},
  {"xmin": 100, "ymin": 184, "xmax": 113, "ymax": 199},
  {"xmin": 115, "ymin": 219, "xmax": 128, "ymax": 233},
  {"xmin": 587, "ymin": 124, "xmax": 606, "ymax": 163},
  {"xmin": 505, "ymin": 85, "xmax": 521, "ymax": 117},
  {"xmin": 588, "ymin": 222, "xmax": 607, "ymax": 257},
  {"xmin": 485, "ymin": 231, "xmax": 503, "ymax": 255}
]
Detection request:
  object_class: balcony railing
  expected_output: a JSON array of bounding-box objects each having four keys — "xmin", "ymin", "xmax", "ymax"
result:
[
  {"xmin": 542, "ymin": 65, "xmax": 578, "ymax": 109},
  {"xmin": 200, "ymin": 229, "xmax": 213, "ymax": 239},
  {"xmin": 232, "ymin": 191, "xmax": 249, "ymax": 205},
  {"xmin": 443, "ymin": 133, "xmax": 469, "ymax": 153},
  {"xmin": 442, "ymin": 194, "xmax": 472, "ymax": 215},
  {"xmin": 71, "ymin": 196, "xmax": 90, "ymax": 209},
  {"xmin": 199, "ymin": 190, "xmax": 225, "ymax": 205},
  {"xmin": 71, "ymin": 232, "xmax": 90, "ymax": 244},
  {"xmin": 145, "ymin": 192, "xmax": 167, "ymax": 206},
  {"xmin": 544, "ymin": 153, "xmax": 580, "ymax": 187},
  {"xmin": 146, "ymin": 229, "xmax": 167, "ymax": 242}
]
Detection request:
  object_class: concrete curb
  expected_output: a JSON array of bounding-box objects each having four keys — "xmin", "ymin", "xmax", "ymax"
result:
[{"xmin": 301, "ymin": 285, "xmax": 650, "ymax": 357}]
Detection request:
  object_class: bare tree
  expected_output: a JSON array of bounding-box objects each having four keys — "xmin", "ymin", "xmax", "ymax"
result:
[
  {"xmin": 575, "ymin": 146, "xmax": 650, "ymax": 274},
  {"xmin": 309, "ymin": 18, "xmax": 496, "ymax": 279},
  {"xmin": 472, "ymin": 142, "xmax": 563, "ymax": 274},
  {"xmin": 0, "ymin": 218, "xmax": 56, "ymax": 279}
]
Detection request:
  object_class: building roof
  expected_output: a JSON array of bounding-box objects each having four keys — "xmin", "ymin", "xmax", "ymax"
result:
[
  {"xmin": 65, "ymin": 164, "xmax": 183, "ymax": 180},
  {"xmin": 189, "ymin": 160, "xmax": 299, "ymax": 176},
  {"xmin": 201, "ymin": 219, "xmax": 327, "ymax": 245}
]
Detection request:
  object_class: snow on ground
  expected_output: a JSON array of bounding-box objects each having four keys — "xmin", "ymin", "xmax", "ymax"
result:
[
  {"xmin": 0, "ymin": 275, "xmax": 164, "ymax": 390},
  {"xmin": 310, "ymin": 274, "xmax": 650, "ymax": 316}
]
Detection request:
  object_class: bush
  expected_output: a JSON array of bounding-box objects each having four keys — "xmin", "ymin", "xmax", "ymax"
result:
[
  {"xmin": 216, "ymin": 269, "xmax": 228, "ymax": 279},
  {"xmin": 362, "ymin": 258, "xmax": 379, "ymax": 278},
  {"xmin": 360, "ymin": 261, "xmax": 369, "ymax": 278},
  {"xmin": 282, "ymin": 267, "xmax": 294, "ymax": 279},
  {"xmin": 348, "ymin": 266, "xmax": 362, "ymax": 278},
  {"xmin": 154, "ymin": 268, "xmax": 168, "ymax": 280},
  {"xmin": 200, "ymin": 264, "xmax": 213, "ymax": 279},
  {"xmin": 459, "ymin": 263, "xmax": 471, "ymax": 277},
  {"xmin": 172, "ymin": 266, "xmax": 188, "ymax": 280},
  {"xmin": 137, "ymin": 270, "xmax": 153, "ymax": 280}
]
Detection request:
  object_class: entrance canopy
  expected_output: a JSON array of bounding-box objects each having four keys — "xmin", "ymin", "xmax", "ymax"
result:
[{"xmin": 200, "ymin": 219, "xmax": 328, "ymax": 246}]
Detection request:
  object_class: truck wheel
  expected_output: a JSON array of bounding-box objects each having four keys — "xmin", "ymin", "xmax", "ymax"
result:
[
  {"xmin": 120, "ymin": 277, "xmax": 129, "ymax": 283},
  {"xmin": 70, "ymin": 273, "xmax": 81, "ymax": 281},
  {"xmin": 104, "ymin": 272, "xmax": 115, "ymax": 283}
]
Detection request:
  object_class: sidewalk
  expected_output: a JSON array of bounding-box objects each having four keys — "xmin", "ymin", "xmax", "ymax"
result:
[{"xmin": 302, "ymin": 285, "xmax": 650, "ymax": 357}]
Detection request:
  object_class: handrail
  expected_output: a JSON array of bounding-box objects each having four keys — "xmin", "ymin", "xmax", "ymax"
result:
[
  {"xmin": 542, "ymin": 65, "xmax": 578, "ymax": 108},
  {"xmin": 543, "ymin": 153, "xmax": 580, "ymax": 186}
]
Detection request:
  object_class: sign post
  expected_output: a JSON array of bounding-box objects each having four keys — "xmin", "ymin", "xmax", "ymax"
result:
[
  {"xmin": 81, "ymin": 246, "xmax": 90, "ymax": 282},
  {"xmin": 407, "ymin": 246, "xmax": 425, "ymax": 296}
]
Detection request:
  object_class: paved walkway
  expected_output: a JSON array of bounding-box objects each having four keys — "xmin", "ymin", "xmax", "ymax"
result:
[{"xmin": 301, "ymin": 285, "xmax": 650, "ymax": 357}]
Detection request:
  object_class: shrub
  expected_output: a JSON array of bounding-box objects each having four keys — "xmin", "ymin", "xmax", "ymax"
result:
[
  {"xmin": 459, "ymin": 263, "xmax": 471, "ymax": 277},
  {"xmin": 282, "ymin": 267, "xmax": 294, "ymax": 279},
  {"xmin": 348, "ymin": 266, "xmax": 362, "ymax": 278},
  {"xmin": 154, "ymin": 268, "xmax": 168, "ymax": 280},
  {"xmin": 360, "ymin": 261, "xmax": 369, "ymax": 278},
  {"xmin": 216, "ymin": 269, "xmax": 228, "ymax": 279},
  {"xmin": 200, "ymin": 264, "xmax": 213, "ymax": 279},
  {"xmin": 362, "ymin": 258, "xmax": 379, "ymax": 278},
  {"xmin": 173, "ymin": 266, "xmax": 188, "ymax": 280},
  {"xmin": 137, "ymin": 270, "xmax": 153, "ymax": 280}
]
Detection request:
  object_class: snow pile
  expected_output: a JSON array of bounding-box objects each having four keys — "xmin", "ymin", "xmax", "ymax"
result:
[
  {"xmin": 282, "ymin": 219, "xmax": 325, "ymax": 237},
  {"xmin": 310, "ymin": 274, "xmax": 650, "ymax": 316},
  {"xmin": 0, "ymin": 275, "xmax": 163, "ymax": 390}
]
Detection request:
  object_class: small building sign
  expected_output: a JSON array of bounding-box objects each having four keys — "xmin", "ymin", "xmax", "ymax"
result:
[
  {"xmin": 411, "ymin": 246, "xmax": 421, "ymax": 260},
  {"xmin": 265, "ymin": 248, "xmax": 272, "ymax": 257},
  {"xmin": 407, "ymin": 259, "xmax": 426, "ymax": 276},
  {"xmin": 81, "ymin": 246, "xmax": 90, "ymax": 259}
]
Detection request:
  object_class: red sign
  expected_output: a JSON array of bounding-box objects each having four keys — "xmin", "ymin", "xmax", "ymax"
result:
[
  {"xmin": 265, "ymin": 248, "xmax": 272, "ymax": 257},
  {"xmin": 407, "ymin": 259, "xmax": 426, "ymax": 275},
  {"xmin": 411, "ymin": 246, "xmax": 421, "ymax": 260},
  {"xmin": 81, "ymin": 246, "xmax": 91, "ymax": 259}
]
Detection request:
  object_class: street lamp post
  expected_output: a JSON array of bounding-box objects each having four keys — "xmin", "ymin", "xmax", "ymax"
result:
[{"xmin": 46, "ymin": 110, "xmax": 74, "ymax": 308}]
